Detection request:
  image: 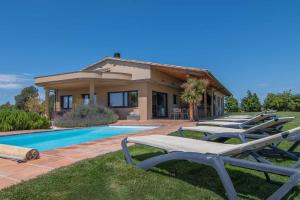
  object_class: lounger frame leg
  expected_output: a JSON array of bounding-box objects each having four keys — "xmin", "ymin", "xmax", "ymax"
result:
[
  {"xmin": 269, "ymin": 145, "xmax": 299, "ymax": 160},
  {"xmin": 122, "ymin": 138, "xmax": 237, "ymax": 199},
  {"xmin": 178, "ymin": 127, "xmax": 184, "ymax": 137},
  {"xmin": 203, "ymin": 132, "xmax": 300, "ymax": 161},
  {"xmin": 122, "ymin": 139, "xmax": 300, "ymax": 200},
  {"xmin": 223, "ymin": 157, "xmax": 300, "ymax": 200},
  {"xmin": 288, "ymin": 140, "xmax": 300, "ymax": 153},
  {"xmin": 121, "ymin": 138, "xmax": 133, "ymax": 165},
  {"xmin": 137, "ymin": 152, "xmax": 237, "ymax": 200}
]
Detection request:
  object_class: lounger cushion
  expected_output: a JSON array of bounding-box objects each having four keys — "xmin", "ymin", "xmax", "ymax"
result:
[
  {"xmin": 224, "ymin": 115, "xmax": 252, "ymax": 119},
  {"xmin": 197, "ymin": 121, "xmax": 241, "ymax": 126},
  {"xmin": 127, "ymin": 127, "xmax": 300, "ymax": 157},
  {"xmin": 214, "ymin": 118, "xmax": 249, "ymax": 122},
  {"xmin": 182, "ymin": 126, "xmax": 243, "ymax": 134},
  {"xmin": 127, "ymin": 135, "xmax": 239, "ymax": 155},
  {"xmin": 185, "ymin": 117, "xmax": 295, "ymax": 135}
]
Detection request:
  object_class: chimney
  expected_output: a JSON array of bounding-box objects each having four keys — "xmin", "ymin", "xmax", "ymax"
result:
[{"xmin": 113, "ymin": 52, "xmax": 121, "ymax": 58}]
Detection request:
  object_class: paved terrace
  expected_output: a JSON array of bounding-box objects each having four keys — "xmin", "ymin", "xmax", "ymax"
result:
[{"xmin": 0, "ymin": 120, "xmax": 196, "ymax": 190}]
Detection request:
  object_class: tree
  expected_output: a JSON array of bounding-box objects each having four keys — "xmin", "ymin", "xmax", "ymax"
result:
[
  {"xmin": 224, "ymin": 96, "xmax": 239, "ymax": 112},
  {"xmin": 25, "ymin": 97, "xmax": 45, "ymax": 114},
  {"xmin": 264, "ymin": 90, "xmax": 296, "ymax": 111},
  {"xmin": 181, "ymin": 78, "xmax": 206, "ymax": 121},
  {"xmin": 240, "ymin": 90, "xmax": 261, "ymax": 112},
  {"xmin": 263, "ymin": 93, "xmax": 278, "ymax": 110},
  {"xmin": 293, "ymin": 94, "xmax": 300, "ymax": 112},
  {"xmin": 15, "ymin": 86, "xmax": 39, "ymax": 110},
  {"xmin": 0, "ymin": 102, "xmax": 14, "ymax": 110}
]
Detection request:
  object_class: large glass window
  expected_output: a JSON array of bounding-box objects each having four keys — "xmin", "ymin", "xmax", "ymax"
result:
[
  {"xmin": 82, "ymin": 94, "xmax": 90, "ymax": 105},
  {"xmin": 109, "ymin": 92, "xmax": 124, "ymax": 107},
  {"xmin": 128, "ymin": 91, "xmax": 138, "ymax": 107},
  {"xmin": 81, "ymin": 94, "xmax": 97, "ymax": 105},
  {"xmin": 61, "ymin": 95, "xmax": 73, "ymax": 109},
  {"xmin": 173, "ymin": 94, "xmax": 177, "ymax": 105},
  {"xmin": 108, "ymin": 91, "xmax": 138, "ymax": 108}
]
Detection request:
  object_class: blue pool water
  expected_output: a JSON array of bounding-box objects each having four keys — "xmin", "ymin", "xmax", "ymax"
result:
[{"xmin": 0, "ymin": 126, "xmax": 157, "ymax": 151}]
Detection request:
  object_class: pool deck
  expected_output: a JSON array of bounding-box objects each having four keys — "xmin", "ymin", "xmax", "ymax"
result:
[{"xmin": 0, "ymin": 120, "xmax": 196, "ymax": 190}]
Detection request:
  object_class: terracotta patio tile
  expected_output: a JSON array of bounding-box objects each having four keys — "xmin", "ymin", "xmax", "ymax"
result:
[
  {"xmin": 8, "ymin": 164, "xmax": 52, "ymax": 181},
  {"xmin": 0, "ymin": 177, "xmax": 19, "ymax": 189},
  {"xmin": 40, "ymin": 159, "xmax": 77, "ymax": 168}
]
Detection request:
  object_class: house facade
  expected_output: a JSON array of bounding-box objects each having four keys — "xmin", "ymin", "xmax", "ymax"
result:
[{"xmin": 35, "ymin": 54, "xmax": 231, "ymax": 120}]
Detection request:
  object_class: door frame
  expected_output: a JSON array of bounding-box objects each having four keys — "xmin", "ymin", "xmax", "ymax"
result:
[{"xmin": 152, "ymin": 91, "xmax": 168, "ymax": 119}]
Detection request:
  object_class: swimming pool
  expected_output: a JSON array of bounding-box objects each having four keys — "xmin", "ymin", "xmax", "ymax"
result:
[{"xmin": 0, "ymin": 126, "xmax": 157, "ymax": 151}]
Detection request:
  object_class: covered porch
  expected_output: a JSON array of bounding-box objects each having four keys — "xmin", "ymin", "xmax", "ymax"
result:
[
  {"xmin": 150, "ymin": 65, "xmax": 228, "ymax": 120},
  {"xmin": 166, "ymin": 88, "xmax": 225, "ymax": 120},
  {"xmin": 35, "ymin": 71, "xmax": 144, "ymax": 119}
]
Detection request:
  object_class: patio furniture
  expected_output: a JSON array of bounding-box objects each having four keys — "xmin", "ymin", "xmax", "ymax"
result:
[
  {"xmin": 170, "ymin": 108, "xmax": 181, "ymax": 120},
  {"xmin": 222, "ymin": 110, "xmax": 276, "ymax": 120},
  {"xmin": 197, "ymin": 113, "xmax": 276, "ymax": 128},
  {"xmin": 180, "ymin": 117, "xmax": 297, "ymax": 160},
  {"xmin": 178, "ymin": 117, "xmax": 300, "ymax": 160},
  {"xmin": 181, "ymin": 117, "xmax": 294, "ymax": 140},
  {"xmin": 169, "ymin": 108, "xmax": 189, "ymax": 120},
  {"xmin": 121, "ymin": 127, "xmax": 300, "ymax": 200},
  {"xmin": 181, "ymin": 108, "xmax": 189, "ymax": 119},
  {"xmin": 127, "ymin": 112, "xmax": 141, "ymax": 120}
]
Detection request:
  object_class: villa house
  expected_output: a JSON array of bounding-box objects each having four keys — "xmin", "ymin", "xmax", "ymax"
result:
[{"xmin": 35, "ymin": 53, "xmax": 231, "ymax": 120}]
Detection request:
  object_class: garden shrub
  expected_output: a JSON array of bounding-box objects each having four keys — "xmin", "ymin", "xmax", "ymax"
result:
[
  {"xmin": 0, "ymin": 108, "xmax": 50, "ymax": 132},
  {"xmin": 264, "ymin": 91, "xmax": 299, "ymax": 111},
  {"xmin": 53, "ymin": 104, "xmax": 118, "ymax": 128},
  {"xmin": 224, "ymin": 96, "xmax": 240, "ymax": 112},
  {"xmin": 293, "ymin": 94, "xmax": 300, "ymax": 111}
]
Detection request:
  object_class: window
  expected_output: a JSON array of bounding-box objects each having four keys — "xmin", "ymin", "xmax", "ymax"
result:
[
  {"xmin": 81, "ymin": 94, "xmax": 97, "ymax": 105},
  {"xmin": 108, "ymin": 91, "xmax": 138, "ymax": 108},
  {"xmin": 82, "ymin": 94, "xmax": 90, "ymax": 105},
  {"xmin": 173, "ymin": 94, "xmax": 177, "ymax": 104},
  {"xmin": 109, "ymin": 92, "xmax": 123, "ymax": 107},
  {"xmin": 61, "ymin": 95, "xmax": 73, "ymax": 109}
]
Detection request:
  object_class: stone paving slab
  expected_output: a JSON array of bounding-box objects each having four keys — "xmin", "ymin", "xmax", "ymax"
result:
[{"xmin": 0, "ymin": 120, "xmax": 196, "ymax": 190}]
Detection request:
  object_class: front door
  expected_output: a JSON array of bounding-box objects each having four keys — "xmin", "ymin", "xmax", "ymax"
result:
[{"xmin": 152, "ymin": 91, "xmax": 168, "ymax": 118}]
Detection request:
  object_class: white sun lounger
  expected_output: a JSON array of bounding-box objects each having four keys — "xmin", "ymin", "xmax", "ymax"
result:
[
  {"xmin": 182, "ymin": 117, "xmax": 294, "ymax": 140},
  {"xmin": 122, "ymin": 127, "xmax": 300, "ymax": 200},
  {"xmin": 223, "ymin": 110, "xmax": 276, "ymax": 120},
  {"xmin": 197, "ymin": 113, "xmax": 276, "ymax": 128},
  {"xmin": 214, "ymin": 118, "xmax": 253, "ymax": 122},
  {"xmin": 223, "ymin": 114, "xmax": 253, "ymax": 119},
  {"xmin": 181, "ymin": 117, "xmax": 297, "ymax": 160}
]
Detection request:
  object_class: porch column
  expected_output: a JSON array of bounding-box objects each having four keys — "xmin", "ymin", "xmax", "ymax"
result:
[
  {"xmin": 204, "ymin": 89, "xmax": 208, "ymax": 118},
  {"xmin": 210, "ymin": 89, "xmax": 214, "ymax": 117},
  {"xmin": 44, "ymin": 88, "xmax": 50, "ymax": 118},
  {"xmin": 215, "ymin": 95, "xmax": 219, "ymax": 116},
  {"xmin": 221, "ymin": 96, "xmax": 224, "ymax": 115},
  {"xmin": 89, "ymin": 80, "xmax": 95, "ymax": 105}
]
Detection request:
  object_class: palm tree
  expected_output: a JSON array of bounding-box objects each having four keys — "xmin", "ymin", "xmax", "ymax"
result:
[{"xmin": 181, "ymin": 78, "xmax": 207, "ymax": 121}]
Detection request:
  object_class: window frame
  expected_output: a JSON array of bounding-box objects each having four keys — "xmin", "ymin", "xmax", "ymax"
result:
[
  {"xmin": 61, "ymin": 95, "xmax": 73, "ymax": 110},
  {"xmin": 81, "ymin": 94, "xmax": 90, "ymax": 105},
  {"xmin": 81, "ymin": 93, "xmax": 97, "ymax": 105},
  {"xmin": 173, "ymin": 94, "xmax": 178, "ymax": 105},
  {"xmin": 108, "ymin": 90, "xmax": 138, "ymax": 108}
]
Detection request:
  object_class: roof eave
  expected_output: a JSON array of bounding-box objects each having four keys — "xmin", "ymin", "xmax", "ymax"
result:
[{"xmin": 207, "ymin": 71, "xmax": 232, "ymax": 96}]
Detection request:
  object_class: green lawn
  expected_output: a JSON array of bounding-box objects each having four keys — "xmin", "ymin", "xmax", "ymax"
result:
[{"xmin": 1, "ymin": 112, "xmax": 300, "ymax": 200}]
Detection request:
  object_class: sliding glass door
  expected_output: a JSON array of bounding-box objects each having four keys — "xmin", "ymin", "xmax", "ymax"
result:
[{"xmin": 152, "ymin": 91, "xmax": 168, "ymax": 118}]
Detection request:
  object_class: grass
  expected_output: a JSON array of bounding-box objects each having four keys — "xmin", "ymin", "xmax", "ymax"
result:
[{"xmin": 1, "ymin": 112, "xmax": 300, "ymax": 199}]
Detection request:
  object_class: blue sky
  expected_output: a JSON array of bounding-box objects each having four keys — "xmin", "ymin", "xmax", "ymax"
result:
[{"xmin": 1, "ymin": 0, "xmax": 300, "ymax": 104}]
